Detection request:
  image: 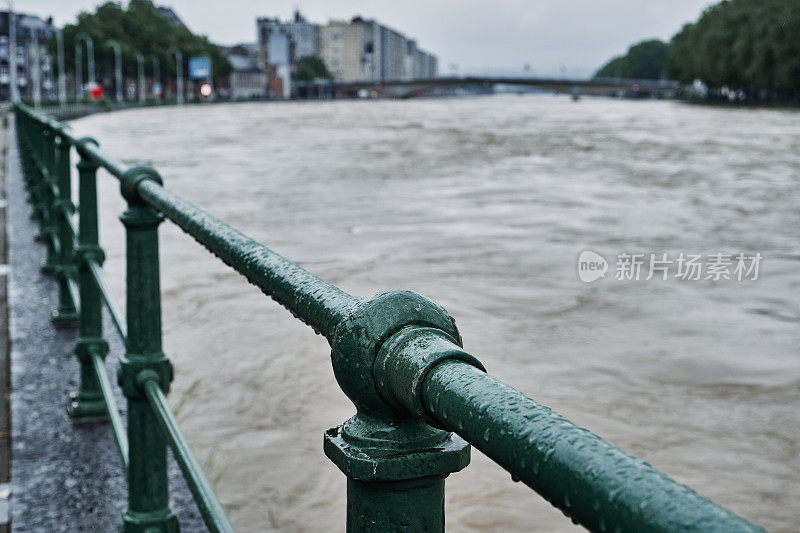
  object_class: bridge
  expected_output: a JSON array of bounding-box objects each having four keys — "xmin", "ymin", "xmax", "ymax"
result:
[
  {"xmin": 4, "ymin": 101, "xmax": 763, "ymax": 532},
  {"xmin": 332, "ymin": 76, "xmax": 681, "ymax": 98}
]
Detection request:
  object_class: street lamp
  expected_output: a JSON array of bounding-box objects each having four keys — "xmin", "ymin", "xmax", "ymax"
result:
[
  {"xmin": 135, "ymin": 52, "xmax": 145, "ymax": 105},
  {"xmin": 75, "ymin": 44, "xmax": 82, "ymax": 97},
  {"xmin": 30, "ymin": 26, "xmax": 41, "ymax": 108},
  {"xmin": 56, "ymin": 30, "xmax": 67, "ymax": 103},
  {"xmin": 75, "ymin": 32, "xmax": 95, "ymax": 82},
  {"xmin": 8, "ymin": 0, "xmax": 18, "ymax": 103},
  {"xmin": 150, "ymin": 55, "xmax": 160, "ymax": 100},
  {"xmin": 207, "ymin": 55, "xmax": 213, "ymax": 94},
  {"xmin": 105, "ymin": 39, "xmax": 123, "ymax": 103},
  {"xmin": 168, "ymin": 46, "xmax": 183, "ymax": 104},
  {"xmin": 75, "ymin": 32, "xmax": 95, "ymax": 99}
]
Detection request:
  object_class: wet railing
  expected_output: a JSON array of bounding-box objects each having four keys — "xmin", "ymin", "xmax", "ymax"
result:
[
  {"xmin": 13, "ymin": 102, "xmax": 764, "ymax": 532},
  {"xmin": 21, "ymin": 96, "xmax": 274, "ymax": 122},
  {"xmin": 20, "ymin": 98, "xmax": 186, "ymax": 121}
]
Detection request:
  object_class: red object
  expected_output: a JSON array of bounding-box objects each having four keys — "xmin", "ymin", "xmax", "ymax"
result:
[{"xmin": 89, "ymin": 85, "xmax": 104, "ymax": 101}]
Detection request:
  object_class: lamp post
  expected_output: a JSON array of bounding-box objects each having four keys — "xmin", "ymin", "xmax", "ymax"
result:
[
  {"xmin": 75, "ymin": 32, "xmax": 95, "ymax": 99},
  {"xmin": 105, "ymin": 39, "xmax": 123, "ymax": 103},
  {"xmin": 150, "ymin": 55, "xmax": 160, "ymax": 100},
  {"xmin": 207, "ymin": 55, "xmax": 213, "ymax": 95},
  {"xmin": 76, "ymin": 32, "xmax": 95, "ymax": 83},
  {"xmin": 8, "ymin": 0, "xmax": 18, "ymax": 102},
  {"xmin": 30, "ymin": 27, "xmax": 42, "ymax": 108},
  {"xmin": 56, "ymin": 30, "xmax": 67, "ymax": 103},
  {"xmin": 75, "ymin": 43, "xmax": 82, "ymax": 98},
  {"xmin": 135, "ymin": 52, "xmax": 145, "ymax": 105},
  {"xmin": 168, "ymin": 47, "xmax": 183, "ymax": 104}
]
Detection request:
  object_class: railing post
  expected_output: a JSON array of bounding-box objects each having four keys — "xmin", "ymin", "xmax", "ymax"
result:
[
  {"xmin": 51, "ymin": 132, "xmax": 79, "ymax": 326},
  {"xmin": 117, "ymin": 166, "xmax": 178, "ymax": 533},
  {"xmin": 36, "ymin": 126, "xmax": 59, "ymax": 274},
  {"xmin": 325, "ymin": 291, "xmax": 479, "ymax": 532},
  {"xmin": 19, "ymin": 114, "xmax": 44, "ymax": 224},
  {"xmin": 32, "ymin": 122, "xmax": 52, "ymax": 225},
  {"xmin": 17, "ymin": 113, "xmax": 35, "ymax": 199},
  {"xmin": 68, "ymin": 139, "xmax": 109, "ymax": 420},
  {"xmin": 16, "ymin": 111, "xmax": 27, "ymax": 172}
]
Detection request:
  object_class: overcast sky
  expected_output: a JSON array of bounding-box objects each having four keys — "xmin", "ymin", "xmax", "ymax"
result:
[{"xmin": 21, "ymin": 0, "xmax": 716, "ymax": 78}]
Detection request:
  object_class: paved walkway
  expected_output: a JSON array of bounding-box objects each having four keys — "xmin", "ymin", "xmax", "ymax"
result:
[
  {"xmin": 5, "ymin": 117, "xmax": 205, "ymax": 531},
  {"xmin": 1, "ymin": 115, "xmax": 11, "ymax": 533}
]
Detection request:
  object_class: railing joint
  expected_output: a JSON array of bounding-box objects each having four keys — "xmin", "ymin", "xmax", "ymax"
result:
[
  {"xmin": 120, "ymin": 165, "xmax": 163, "ymax": 205},
  {"xmin": 374, "ymin": 325, "xmax": 485, "ymax": 425},
  {"xmin": 75, "ymin": 137, "xmax": 100, "ymax": 165},
  {"xmin": 325, "ymin": 289, "xmax": 475, "ymax": 529},
  {"xmin": 118, "ymin": 356, "xmax": 174, "ymax": 400},
  {"xmin": 67, "ymin": 340, "xmax": 110, "ymax": 421},
  {"xmin": 75, "ymin": 243, "xmax": 106, "ymax": 266}
]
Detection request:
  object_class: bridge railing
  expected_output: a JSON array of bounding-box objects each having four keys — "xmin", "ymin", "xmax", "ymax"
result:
[{"xmin": 13, "ymin": 101, "xmax": 763, "ymax": 532}]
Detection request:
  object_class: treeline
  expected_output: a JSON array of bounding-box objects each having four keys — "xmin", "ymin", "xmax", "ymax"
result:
[
  {"xmin": 595, "ymin": 0, "xmax": 800, "ymax": 101},
  {"xmin": 49, "ymin": 0, "xmax": 231, "ymax": 83},
  {"xmin": 594, "ymin": 40, "xmax": 669, "ymax": 80}
]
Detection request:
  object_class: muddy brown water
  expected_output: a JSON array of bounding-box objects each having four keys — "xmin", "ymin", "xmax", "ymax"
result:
[{"xmin": 70, "ymin": 95, "xmax": 800, "ymax": 532}]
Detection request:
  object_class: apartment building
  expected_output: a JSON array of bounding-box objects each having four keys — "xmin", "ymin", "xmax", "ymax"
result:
[{"xmin": 320, "ymin": 17, "xmax": 437, "ymax": 83}]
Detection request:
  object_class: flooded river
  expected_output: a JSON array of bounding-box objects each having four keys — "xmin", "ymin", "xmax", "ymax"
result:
[{"xmin": 71, "ymin": 95, "xmax": 800, "ymax": 532}]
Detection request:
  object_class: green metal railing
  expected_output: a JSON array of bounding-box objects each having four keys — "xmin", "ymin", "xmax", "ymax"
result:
[
  {"xmin": 21, "ymin": 98, "xmax": 189, "ymax": 122},
  {"xmin": 13, "ymin": 101, "xmax": 764, "ymax": 532}
]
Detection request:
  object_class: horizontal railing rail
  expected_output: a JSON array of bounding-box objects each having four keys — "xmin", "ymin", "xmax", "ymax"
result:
[
  {"xmin": 13, "ymin": 101, "xmax": 764, "ymax": 532},
  {"xmin": 24, "ymin": 95, "xmax": 278, "ymax": 122},
  {"xmin": 18, "ymin": 98, "xmax": 192, "ymax": 120}
]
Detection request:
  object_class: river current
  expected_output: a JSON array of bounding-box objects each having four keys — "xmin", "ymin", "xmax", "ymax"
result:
[{"xmin": 71, "ymin": 95, "xmax": 800, "ymax": 532}]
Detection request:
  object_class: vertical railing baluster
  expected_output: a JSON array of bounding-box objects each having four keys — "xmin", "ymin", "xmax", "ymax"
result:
[
  {"xmin": 52, "ymin": 132, "xmax": 79, "ymax": 326},
  {"xmin": 17, "ymin": 112, "xmax": 26, "ymax": 173},
  {"xmin": 68, "ymin": 139, "xmax": 109, "ymax": 419},
  {"xmin": 17, "ymin": 113, "xmax": 33, "ymax": 194},
  {"xmin": 21, "ymin": 115, "xmax": 43, "ymax": 223},
  {"xmin": 37, "ymin": 126, "xmax": 58, "ymax": 274},
  {"xmin": 118, "ymin": 167, "xmax": 178, "ymax": 532},
  {"xmin": 30, "ymin": 119, "xmax": 45, "ymax": 212}
]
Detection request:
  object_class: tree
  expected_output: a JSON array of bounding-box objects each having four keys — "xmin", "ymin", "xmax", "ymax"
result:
[
  {"xmin": 295, "ymin": 56, "xmax": 333, "ymax": 82},
  {"xmin": 666, "ymin": 0, "xmax": 800, "ymax": 100},
  {"xmin": 595, "ymin": 0, "xmax": 800, "ymax": 100},
  {"xmin": 594, "ymin": 40, "xmax": 670, "ymax": 80},
  {"xmin": 49, "ymin": 0, "xmax": 231, "ymax": 85}
]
